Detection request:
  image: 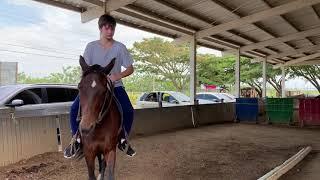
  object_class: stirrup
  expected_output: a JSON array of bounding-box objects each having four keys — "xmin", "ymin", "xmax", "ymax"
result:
[{"xmin": 63, "ymin": 132, "xmax": 81, "ymax": 159}]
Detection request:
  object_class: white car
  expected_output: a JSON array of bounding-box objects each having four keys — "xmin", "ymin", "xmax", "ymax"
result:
[
  {"xmin": 136, "ymin": 91, "xmax": 212, "ymax": 108},
  {"xmin": 196, "ymin": 92, "xmax": 236, "ymax": 103},
  {"xmin": 221, "ymin": 93, "xmax": 236, "ymax": 101}
]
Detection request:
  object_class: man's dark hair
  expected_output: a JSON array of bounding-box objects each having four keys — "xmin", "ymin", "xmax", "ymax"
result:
[{"xmin": 98, "ymin": 14, "xmax": 116, "ymax": 29}]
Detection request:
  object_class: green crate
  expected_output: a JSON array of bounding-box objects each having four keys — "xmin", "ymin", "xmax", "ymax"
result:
[{"xmin": 266, "ymin": 98, "xmax": 294, "ymax": 124}]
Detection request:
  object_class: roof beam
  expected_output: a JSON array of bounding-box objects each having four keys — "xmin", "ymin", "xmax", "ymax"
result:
[
  {"xmin": 116, "ymin": 19, "xmax": 177, "ymax": 38},
  {"xmin": 152, "ymin": 2, "xmax": 258, "ymax": 44},
  {"xmin": 123, "ymin": 5, "xmax": 196, "ymax": 33},
  {"xmin": 118, "ymin": 3, "xmax": 247, "ymax": 52},
  {"xmin": 260, "ymin": 0, "xmax": 316, "ymax": 50},
  {"xmin": 82, "ymin": 0, "xmax": 103, "ymax": 6},
  {"xmin": 227, "ymin": 26, "xmax": 320, "ymax": 53},
  {"xmin": 205, "ymin": 36, "xmax": 269, "ymax": 56},
  {"xmin": 151, "ymin": 0, "xmax": 210, "ymax": 25},
  {"xmin": 153, "ymin": 0, "xmax": 269, "ymax": 56},
  {"xmin": 251, "ymin": 58, "xmax": 279, "ymax": 64},
  {"xmin": 209, "ymin": 0, "xmax": 294, "ymax": 53},
  {"xmin": 197, "ymin": 41, "xmax": 225, "ymax": 51},
  {"xmin": 223, "ymin": 30, "xmax": 279, "ymax": 55},
  {"xmin": 311, "ymin": 5, "xmax": 320, "ymax": 19},
  {"xmin": 271, "ymin": 58, "xmax": 286, "ymax": 63},
  {"xmin": 32, "ymin": 0, "xmax": 84, "ymax": 12},
  {"xmin": 115, "ymin": 9, "xmax": 193, "ymax": 35},
  {"xmin": 82, "ymin": 1, "xmax": 242, "ymax": 52},
  {"xmin": 170, "ymin": 0, "xmax": 292, "ymax": 56},
  {"xmin": 251, "ymin": 56, "xmax": 285, "ymax": 63},
  {"xmin": 268, "ymin": 44, "xmax": 320, "ymax": 59},
  {"xmin": 274, "ymin": 52, "xmax": 320, "ymax": 68},
  {"xmin": 81, "ymin": 0, "xmax": 136, "ymax": 23},
  {"xmin": 202, "ymin": 37, "xmax": 240, "ymax": 49},
  {"xmin": 196, "ymin": 0, "xmax": 320, "ymax": 39},
  {"xmin": 122, "ymin": 5, "xmax": 245, "ymax": 51},
  {"xmin": 294, "ymin": 59, "xmax": 320, "ymax": 66},
  {"xmin": 246, "ymin": 50, "xmax": 267, "ymax": 58}
]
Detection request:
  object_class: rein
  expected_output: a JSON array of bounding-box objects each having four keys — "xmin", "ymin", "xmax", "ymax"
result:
[
  {"xmin": 96, "ymin": 77, "xmax": 114, "ymax": 124},
  {"xmin": 80, "ymin": 68, "xmax": 115, "ymax": 131}
]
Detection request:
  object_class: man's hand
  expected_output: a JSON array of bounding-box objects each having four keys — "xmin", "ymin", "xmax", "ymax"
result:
[
  {"xmin": 108, "ymin": 73, "xmax": 121, "ymax": 82},
  {"xmin": 108, "ymin": 65, "xmax": 134, "ymax": 82}
]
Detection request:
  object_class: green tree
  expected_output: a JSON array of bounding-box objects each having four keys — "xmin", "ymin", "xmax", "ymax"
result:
[
  {"xmin": 240, "ymin": 58, "xmax": 263, "ymax": 97},
  {"xmin": 266, "ymin": 65, "xmax": 283, "ymax": 97},
  {"xmin": 289, "ymin": 65, "xmax": 320, "ymax": 93},
  {"xmin": 197, "ymin": 54, "xmax": 288, "ymax": 97},
  {"xmin": 18, "ymin": 66, "xmax": 81, "ymax": 84},
  {"xmin": 197, "ymin": 55, "xmax": 235, "ymax": 87},
  {"xmin": 241, "ymin": 58, "xmax": 289, "ymax": 97},
  {"xmin": 123, "ymin": 73, "xmax": 177, "ymax": 92},
  {"xmin": 241, "ymin": 60, "xmax": 289, "ymax": 97},
  {"xmin": 48, "ymin": 66, "xmax": 81, "ymax": 84},
  {"xmin": 131, "ymin": 37, "xmax": 190, "ymax": 92},
  {"xmin": 17, "ymin": 72, "xmax": 53, "ymax": 84}
]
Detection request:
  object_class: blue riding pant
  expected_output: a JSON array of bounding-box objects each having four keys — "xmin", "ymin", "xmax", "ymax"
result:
[{"xmin": 70, "ymin": 86, "xmax": 134, "ymax": 140}]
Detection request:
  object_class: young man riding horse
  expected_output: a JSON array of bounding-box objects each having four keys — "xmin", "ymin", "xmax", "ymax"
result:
[{"xmin": 64, "ymin": 14, "xmax": 136, "ymax": 158}]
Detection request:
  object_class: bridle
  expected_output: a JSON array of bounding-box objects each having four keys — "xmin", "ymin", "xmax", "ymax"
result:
[{"xmin": 80, "ymin": 67, "xmax": 115, "ymax": 132}]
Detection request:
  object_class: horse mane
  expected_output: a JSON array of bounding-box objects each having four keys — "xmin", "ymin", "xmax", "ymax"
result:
[{"xmin": 82, "ymin": 64, "xmax": 106, "ymax": 77}]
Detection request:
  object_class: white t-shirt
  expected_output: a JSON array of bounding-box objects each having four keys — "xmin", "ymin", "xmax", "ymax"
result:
[{"xmin": 83, "ymin": 40, "xmax": 134, "ymax": 87}]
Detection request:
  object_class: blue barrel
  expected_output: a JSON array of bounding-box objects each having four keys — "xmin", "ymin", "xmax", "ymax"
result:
[{"xmin": 236, "ymin": 98, "xmax": 259, "ymax": 122}]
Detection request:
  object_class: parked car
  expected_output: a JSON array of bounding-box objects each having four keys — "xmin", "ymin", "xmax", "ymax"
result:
[
  {"xmin": 136, "ymin": 91, "xmax": 212, "ymax": 108},
  {"xmin": 196, "ymin": 92, "xmax": 236, "ymax": 103},
  {"xmin": 0, "ymin": 84, "xmax": 78, "ymax": 115},
  {"xmin": 221, "ymin": 93, "xmax": 236, "ymax": 100}
]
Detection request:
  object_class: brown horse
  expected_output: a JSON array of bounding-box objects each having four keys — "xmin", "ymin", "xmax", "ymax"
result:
[{"xmin": 78, "ymin": 55, "xmax": 121, "ymax": 180}]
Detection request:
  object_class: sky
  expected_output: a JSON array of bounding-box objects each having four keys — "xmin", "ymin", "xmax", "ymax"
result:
[
  {"xmin": 0, "ymin": 0, "xmax": 219, "ymax": 77},
  {"xmin": 0, "ymin": 0, "xmax": 316, "ymax": 90}
]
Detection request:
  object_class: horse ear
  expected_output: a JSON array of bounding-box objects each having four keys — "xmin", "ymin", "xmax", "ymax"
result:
[
  {"xmin": 104, "ymin": 58, "xmax": 115, "ymax": 75},
  {"xmin": 79, "ymin": 55, "xmax": 89, "ymax": 71}
]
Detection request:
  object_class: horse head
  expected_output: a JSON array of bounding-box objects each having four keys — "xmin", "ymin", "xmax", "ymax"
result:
[{"xmin": 78, "ymin": 55, "xmax": 115, "ymax": 135}]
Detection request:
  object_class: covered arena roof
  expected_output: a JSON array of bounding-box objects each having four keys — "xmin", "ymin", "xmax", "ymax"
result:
[{"xmin": 33, "ymin": 0, "xmax": 320, "ymax": 67}]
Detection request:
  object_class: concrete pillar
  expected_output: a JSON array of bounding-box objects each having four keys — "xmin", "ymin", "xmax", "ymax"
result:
[
  {"xmin": 262, "ymin": 57, "xmax": 267, "ymax": 98},
  {"xmin": 235, "ymin": 49, "xmax": 240, "ymax": 98},
  {"xmin": 281, "ymin": 66, "xmax": 286, "ymax": 97},
  {"xmin": 190, "ymin": 35, "xmax": 196, "ymax": 104}
]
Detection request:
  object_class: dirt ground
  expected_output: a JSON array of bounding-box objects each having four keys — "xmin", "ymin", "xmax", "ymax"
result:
[{"xmin": 0, "ymin": 123, "xmax": 319, "ymax": 180}]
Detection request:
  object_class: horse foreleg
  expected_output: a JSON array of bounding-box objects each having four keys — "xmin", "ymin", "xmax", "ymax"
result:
[
  {"xmin": 85, "ymin": 154, "xmax": 96, "ymax": 180},
  {"xmin": 105, "ymin": 149, "xmax": 116, "ymax": 180},
  {"xmin": 97, "ymin": 154, "xmax": 106, "ymax": 180}
]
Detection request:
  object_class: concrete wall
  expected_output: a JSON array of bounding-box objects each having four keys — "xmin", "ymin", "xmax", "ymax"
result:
[
  {"xmin": 131, "ymin": 103, "xmax": 235, "ymax": 136},
  {"xmin": 0, "ymin": 103, "xmax": 235, "ymax": 166},
  {"xmin": 132, "ymin": 105, "xmax": 193, "ymax": 136},
  {"xmin": 195, "ymin": 103, "xmax": 235, "ymax": 125},
  {"xmin": 0, "ymin": 108, "xmax": 59, "ymax": 166}
]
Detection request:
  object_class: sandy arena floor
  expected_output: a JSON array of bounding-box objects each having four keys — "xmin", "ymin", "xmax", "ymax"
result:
[{"xmin": 0, "ymin": 123, "xmax": 319, "ymax": 180}]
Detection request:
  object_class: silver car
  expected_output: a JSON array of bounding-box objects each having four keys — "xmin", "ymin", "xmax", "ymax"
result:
[
  {"xmin": 0, "ymin": 84, "xmax": 78, "ymax": 116},
  {"xmin": 196, "ymin": 92, "xmax": 236, "ymax": 103},
  {"xmin": 136, "ymin": 91, "xmax": 212, "ymax": 109}
]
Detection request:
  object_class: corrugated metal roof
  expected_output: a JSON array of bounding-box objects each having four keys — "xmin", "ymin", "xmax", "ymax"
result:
[{"xmin": 32, "ymin": 0, "xmax": 320, "ymax": 66}]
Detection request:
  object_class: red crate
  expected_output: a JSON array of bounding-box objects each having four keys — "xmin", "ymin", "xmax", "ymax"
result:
[{"xmin": 299, "ymin": 98, "xmax": 320, "ymax": 126}]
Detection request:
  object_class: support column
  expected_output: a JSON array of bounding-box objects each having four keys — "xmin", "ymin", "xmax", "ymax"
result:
[
  {"xmin": 281, "ymin": 66, "xmax": 286, "ymax": 97},
  {"xmin": 262, "ymin": 57, "xmax": 267, "ymax": 98},
  {"xmin": 190, "ymin": 35, "xmax": 197, "ymax": 104},
  {"xmin": 235, "ymin": 49, "xmax": 240, "ymax": 98}
]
